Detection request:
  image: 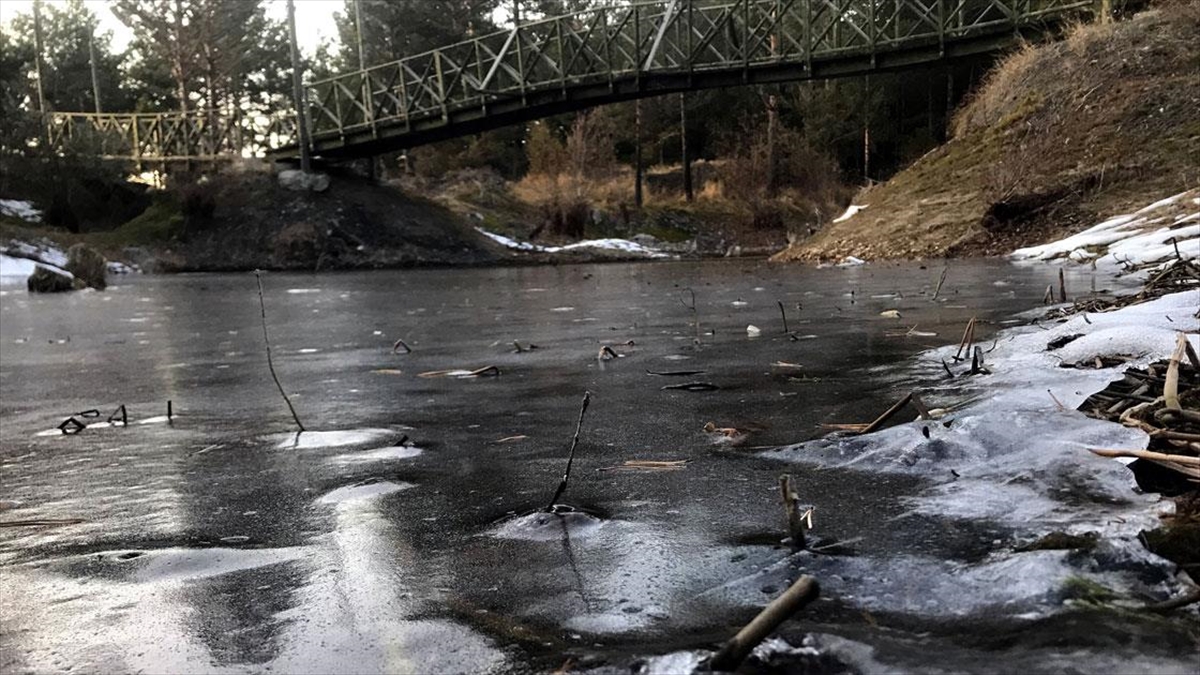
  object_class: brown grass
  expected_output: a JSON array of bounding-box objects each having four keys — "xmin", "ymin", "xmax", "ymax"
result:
[{"xmin": 777, "ymin": 1, "xmax": 1200, "ymax": 262}]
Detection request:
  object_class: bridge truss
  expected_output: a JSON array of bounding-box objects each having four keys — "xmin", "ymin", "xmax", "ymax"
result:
[{"xmin": 45, "ymin": 0, "xmax": 1097, "ymax": 163}]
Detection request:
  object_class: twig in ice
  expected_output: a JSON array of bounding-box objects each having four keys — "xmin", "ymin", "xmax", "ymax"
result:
[
  {"xmin": 545, "ymin": 391, "xmax": 591, "ymax": 510},
  {"xmin": 255, "ymin": 270, "xmax": 306, "ymax": 432},
  {"xmin": 932, "ymin": 266, "xmax": 948, "ymax": 301},
  {"xmin": 777, "ymin": 300, "xmax": 789, "ymax": 334},
  {"xmin": 680, "ymin": 288, "xmax": 700, "ymax": 346}
]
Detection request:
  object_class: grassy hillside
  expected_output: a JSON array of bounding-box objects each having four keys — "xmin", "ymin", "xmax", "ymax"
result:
[{"xmin": 776, "ymin": 1, "xmax": 1200, "ymax": 262}]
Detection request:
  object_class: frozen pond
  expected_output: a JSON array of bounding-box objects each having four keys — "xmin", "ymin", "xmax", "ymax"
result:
[{"xmin": 0, "ymin": 259, "xmax": 1191, "ymax": 673}]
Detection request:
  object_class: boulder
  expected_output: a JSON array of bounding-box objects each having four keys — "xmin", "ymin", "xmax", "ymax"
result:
[
  {"xmin": 26, "ymin": 265, "xmax": 75, "ymax": 293},
  {"xmin": 278, "ymin": 169, "xmax": 331, "ymax": 193},
  {"xmin": 65, "ymin": 243, "xmax": 107, "ymax": 290}
]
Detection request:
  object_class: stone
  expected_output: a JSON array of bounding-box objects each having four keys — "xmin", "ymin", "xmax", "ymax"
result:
[
  {"xmin": 65, "ymin": 243, "xmax": 107, "ymax": 290},
  {"xmin": 278, "ymin": 169, "xmax": 331, "ymax": 193},
  {"xmin": 26, "ymin": 265, "xmax": 75, "ymax": 293}
]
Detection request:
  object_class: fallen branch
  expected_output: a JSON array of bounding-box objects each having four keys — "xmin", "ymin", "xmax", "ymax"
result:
[
  {"xmin": 1088, "ymin": 447, "xmax": 1200, "ymax": 468},
  {"xmin": 600, "ymin": 459, "xmax": 689, "ymax": 472},
  {"xmin": 860, "ymin": 392, "xmax": 914, "ymax": 435},
  {"xmin": 255, "ymin": 271, "xmax": 305, "ymax": 433},
  {"xmin": 708, "ymin": 576, "xmax": 821, "ymax": 672},
  {"xmin": 417, "ymin": 366, "xmax": 500, "ymax": 378},
  {"xmin": 0, "ymin": 518, "xmax": 85, "ymax": 528},
  {"xmin": 546, "ymin": 391, "xmax": 591, "ymax": 510},
  {"xmin": 662, "ymin": 382, "xmax": 721, "ymax": 391},
  {"xmin": 1146, "ymin": 588, "xmax": 1200, "ymax": 613}
]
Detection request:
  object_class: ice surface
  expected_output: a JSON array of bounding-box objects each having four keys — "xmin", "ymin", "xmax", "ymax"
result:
[
  {"xmin": 272, "ymin": 428, "xmax": 398, "ymax": 449},
  {"xmin": 490, "ymin": 510, "xmax": 608, "ymax": 541},
  {"xmin": 329, "ymin": 445, "xmax": 423, "ymax": 463},
  {"xmin": 317, "ymin": 480, "xmax": 414, "ymax": 505},
  {"xmin": 759, "ymin": 291, "xmax": 1196, "ymax": 621}
]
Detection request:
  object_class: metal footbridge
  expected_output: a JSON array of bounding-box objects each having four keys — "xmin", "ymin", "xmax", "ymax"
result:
[{"xmin": 46, "ymin": 0, "xmax": 1099, "ymax": 163}]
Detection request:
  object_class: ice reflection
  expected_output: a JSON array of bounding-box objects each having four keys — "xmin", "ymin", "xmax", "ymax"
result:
[{"xmin": 266, "ymin": 481, "xmax": 506, "ymax": 673}]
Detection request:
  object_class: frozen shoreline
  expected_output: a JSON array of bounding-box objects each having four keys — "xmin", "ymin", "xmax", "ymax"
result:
[{"xmin": 643, "ymin": 196, "xmax": 1200, "ymax": 674}]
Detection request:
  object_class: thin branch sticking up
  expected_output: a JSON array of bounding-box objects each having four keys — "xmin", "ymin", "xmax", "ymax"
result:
[
  {"xmin": 546, "ymin": 391, "xmax": 591, "ymax": 510},
  {"xmin": 777, "ymin": 300, "xmax": 789, "ymax": 334},
  {"xmin": 255, "ymin": 270, "xmax": 306, "ymax": 432},
  {"xmin": 1164, "ymin": 333, "xmax": 1187, "ymax": 411},
  {"xmin": 954, "ymin": 317, "xmax": 976, "ymax": 361},
  {"xmin": 779, "ymin": 474, "xmax": 808, "ymax": 550},
  {"xmin": 932, "ymin": 266, "xmax": 948, "ymax": 301},
  {"xmin": 681, "ymin": 288, "xmax": 700, "ymax": 346}
]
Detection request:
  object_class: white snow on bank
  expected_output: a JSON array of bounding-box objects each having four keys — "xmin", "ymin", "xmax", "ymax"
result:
[
  {"xmin": 476, "ymin": 228, "xmax": 669, "ymax": 258},
  {"xmin": 0, "ymin": 239, "xmax": 139, "ymax": 285},
  {"xmin": 0, "ymin": 254, "xmax": 73, "ymax": 286},
  {"xmin": 1012, "ymin": 189, "xmax": 1199, "ymax": 268},
  {"xmin": 6, "ymin": 240, "xmax": 67, "ymax": 267},
  {"xmin": 0, "ymin": 199, "xmax": 42, "ymax": 223},
  {"xmin": 832, "ymin": 204, "xmax": 867, "ymax": 223}
]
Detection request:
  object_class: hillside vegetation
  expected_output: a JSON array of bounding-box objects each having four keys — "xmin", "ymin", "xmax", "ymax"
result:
[{"xmin": 776, "ymin": 1, "xmax": 1200, "ymax": 262}]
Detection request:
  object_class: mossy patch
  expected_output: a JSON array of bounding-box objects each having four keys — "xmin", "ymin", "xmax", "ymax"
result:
[
  {"xmin": 1015, "ymin": 531, "xmax": 1099, "ymax": 553},
  {"xmin": 1061, "ymin": 576, "xmax": 1118, "ymax": 605},
  {"xmin": 96, "ymin": 199, "xmax": 185, "ymax": 248}
]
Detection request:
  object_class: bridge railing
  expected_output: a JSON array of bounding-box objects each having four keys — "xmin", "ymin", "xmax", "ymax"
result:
[
  {"xmin": 303, "ymin": 0, "xmax": 1094, "ymax": 145},
  {"xmin": 45, "ymin": 109, "xmax": 298, "ymax": 163}
]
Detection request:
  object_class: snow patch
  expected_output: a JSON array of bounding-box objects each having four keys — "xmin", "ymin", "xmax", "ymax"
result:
[
  {"xmin": 832, "ymin": 204, "xmax": 867, "ymax": 223},
  {"xmin": 0, "ymin": 254, "xmax": 74, "ymax": 286},
  {"xmin": 475, "ymin": 228, "xmax": 669, "ymax": 258},
  {"xmin": 763, "ymin": 291, "xmax": 1197, "ymax": 619},
  {"xmin": 1012, "ymin": 189, "xmax": 1199, "ymax": 269},
  {"xmin": 0, "ymin": 199, "xmax": 42, "ymax": 223}
]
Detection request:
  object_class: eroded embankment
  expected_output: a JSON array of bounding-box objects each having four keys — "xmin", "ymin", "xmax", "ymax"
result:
[{"xmin": 777, "ymin": 2, "xmax": 1200, "ymax": 263}]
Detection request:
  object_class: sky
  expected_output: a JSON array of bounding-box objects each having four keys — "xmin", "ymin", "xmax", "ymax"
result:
[{"xmin": 0, "ymin": 0, "xmax": 346, "ymax": 57}]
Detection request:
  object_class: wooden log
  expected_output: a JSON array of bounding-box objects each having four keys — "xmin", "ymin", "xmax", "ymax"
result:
[
  {"xmin": 860, "ymin": 392, "xmax": 914, "ymax": 435},
  {"xmin": 1088, "ymin": 447, "xmax": 1200, "ymax": 466},
  {"xmin": 708, "ymin": 576, "xmax": 820, "ymax": 673}
]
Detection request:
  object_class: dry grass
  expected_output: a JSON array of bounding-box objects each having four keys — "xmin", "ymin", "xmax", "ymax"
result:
[{"xmin": 777, "ymin": 1, "xmax": 1200, "ymax": 262}]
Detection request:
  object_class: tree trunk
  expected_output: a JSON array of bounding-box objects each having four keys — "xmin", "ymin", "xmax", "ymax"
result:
[
  {"xmin": 634, "ymin": 99, "xmax": 644, "ymax": 208},
  {"xmin": 287, "ymin": 0, "xmax": 313, "ymax": 173},
  {"xmin": 680, "ymin": 92, "xmax": 693, "ymax": 202},
  {"xmin": 88, "ymin": 19, "xmax": 103, "ymax": 113},
  {"xmin": 31, "ymin": 0, "xmax": 48, "ymax": 115},
  {"xmin": 766, "ymin": 92, "xmax": 778, "ymax": 196}
]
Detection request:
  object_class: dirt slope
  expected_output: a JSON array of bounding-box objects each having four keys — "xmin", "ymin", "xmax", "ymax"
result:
[{"xmin": 776, "ymin": 2, "xmax": 1200, "ymax": 262}]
